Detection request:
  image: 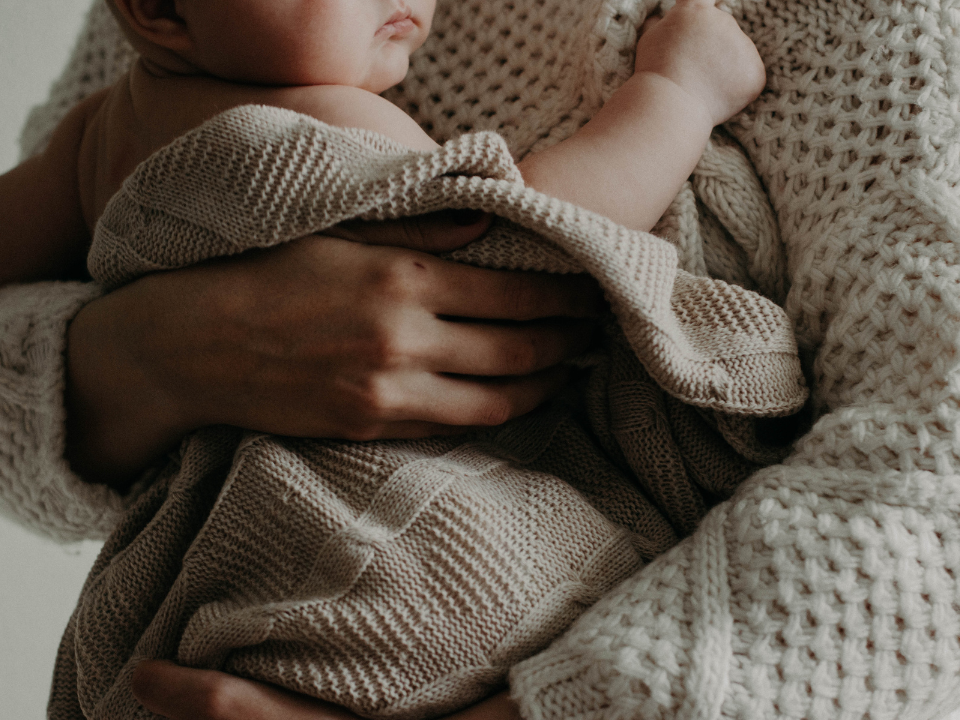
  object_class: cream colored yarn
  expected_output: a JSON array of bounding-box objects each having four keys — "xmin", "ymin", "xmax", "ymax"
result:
[
  {"xmin": 511, "ymin": 2, "xmax": 960, "ymax": 720},
  {"xmin": 0, "ymin": 281, "xmax": 125, "ymax": 542},
  {"xmin": 36, "ymin": 2, "xmax": 811, "ymax": 719}
]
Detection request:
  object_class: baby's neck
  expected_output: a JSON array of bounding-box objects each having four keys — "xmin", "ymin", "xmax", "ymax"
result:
[{"xmin": 135, "ymin": 53, "xmax": 209, "ymax": 82}]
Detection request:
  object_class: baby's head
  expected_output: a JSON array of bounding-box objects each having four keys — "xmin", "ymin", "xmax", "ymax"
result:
[{"xmin": 106, "ymin": 0, "xmax": 436, "ymax": 93}]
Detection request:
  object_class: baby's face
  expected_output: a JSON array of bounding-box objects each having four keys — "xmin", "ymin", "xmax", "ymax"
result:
[{"xmin": 184, "ymin": 0, "xmax": 436, "ymax": 92}]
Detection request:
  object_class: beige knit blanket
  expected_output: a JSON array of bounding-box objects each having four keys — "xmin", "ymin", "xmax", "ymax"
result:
[{"xmin": 50, "ymin": 101, "xmax": 805, "ymax": 719}]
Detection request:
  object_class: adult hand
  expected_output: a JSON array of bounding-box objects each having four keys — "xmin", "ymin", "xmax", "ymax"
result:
[
  {"xmin": 132, "ymin": 660, "xmax": 522, "ymax": 720},
  {"xmin": 66, "ymin": 210, "xmax": 603, "ymax": 488}
]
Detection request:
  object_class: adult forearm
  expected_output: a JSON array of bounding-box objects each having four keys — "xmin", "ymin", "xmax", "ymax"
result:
[
  {"xmin": 64, "ymin": 221, "xmax": 601, "ymax": 489},
  {"xmin": 65, "ymin": 276, "xmax": 197, "ymax": 490}
]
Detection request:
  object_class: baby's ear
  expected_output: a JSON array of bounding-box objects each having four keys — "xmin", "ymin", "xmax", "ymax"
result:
[{"xmin": 113, "ymin": 0, "xmax": 192, "ymax": 53}]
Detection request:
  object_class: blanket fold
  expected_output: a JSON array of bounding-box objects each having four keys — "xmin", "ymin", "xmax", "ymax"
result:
[
  {"xmin": 89, "ymin": 111, "xmax": 806, "ymax": 416},
  {"xmin": 52, "ymin": 105, "xmax": 804, "ymax": 719}
]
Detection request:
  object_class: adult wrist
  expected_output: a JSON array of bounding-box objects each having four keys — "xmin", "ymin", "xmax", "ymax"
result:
[{"xmin": 65, "ymin": 277, "xmax": 198, "ymax": 489}]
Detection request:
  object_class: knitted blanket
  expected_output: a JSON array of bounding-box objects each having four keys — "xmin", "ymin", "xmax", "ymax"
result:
[
  {"xmin": 36, "ymin": 0, "xmax": 960, "ymax": 718},
  {"xmin": 50, "ymin": 103, "xmax": 805, "ymax": 719}
]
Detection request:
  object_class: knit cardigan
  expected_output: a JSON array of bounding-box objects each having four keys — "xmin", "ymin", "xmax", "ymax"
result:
[{"xmin": 4, "ymin": 1, "xmax": 960, "ymax": 720}]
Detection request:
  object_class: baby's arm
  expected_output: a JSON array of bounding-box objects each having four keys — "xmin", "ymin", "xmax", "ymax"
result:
[
  {"xmin": 0, "ymin": 95, "xmax": 100, "ymax": 286},
  {"xmin": 518, "ymin": 0, "xmax": 765, "ymax": 232}
]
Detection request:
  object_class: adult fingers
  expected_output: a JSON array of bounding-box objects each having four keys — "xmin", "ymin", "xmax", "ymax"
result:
[
  {"xmin": 379, "ymin": 366, "xmax": 575, "ymax": 431},
  {"xmin": 329, "ymin": 209, "xmax": 493, "ymax": 253},
  {"xmin": 132, "ymin": 660, "xmax": 357, "ymax": 720},
  {"xmin": 424, "ymin": 317, "xmax": 596, "ymax": 376},
  {"xmin": 321, "ymin": 366, "xmax": 575, "ymax": 441},
  {"xmin": 423, "ymin": 263, "xmax": 605, "ymax": 320}
]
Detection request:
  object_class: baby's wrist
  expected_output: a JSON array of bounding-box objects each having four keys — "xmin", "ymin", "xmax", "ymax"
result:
[{"xmin": 625, "ymin": 70, "xmax": 717, "ymax": 134}]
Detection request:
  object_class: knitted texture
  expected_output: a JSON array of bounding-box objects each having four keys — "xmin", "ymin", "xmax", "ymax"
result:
[
  {"xmin": 510, "ymin": 1, "xmax": 960, "ymax": 719},
  {"xmin": 31, "ymin": 1, "xmax": 811, "ymax": 717},
  {"xmin": 0, "ymin": 280, "xmax": 135, "ymax": 542},
  {"xmin": 0, "ymin": 0, "xmax": 139, "ymax": 544},
  {"xmin": 87, "ymin": 110, "xmax": 804, "ymax": 414},
  {"xmin": 51, "ymin": 105, "xmax": 803, "ymax": 718}
]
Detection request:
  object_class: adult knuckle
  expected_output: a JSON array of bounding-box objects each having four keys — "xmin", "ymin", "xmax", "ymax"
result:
[
  {"xmin": 363, "ymin": 324, "xmax": 409, "ymax": 369},
  {"xmin": 501, "ymin": 274, "xmax": 539, "ymax": 320},
  {"xmin": 196, "ymin": 677, "xmax": 241, "ymax": 720},
  {"xmin": 505, "ymin": 337, "xmax": 540, "ymax": 374},
  {"xmin": 351, "ymin": 374, "xmax": 400, "ymax": 421},
  {"xmin": 397, "ymin": 218, "xmax": 432, "ymax": 252},
  {"xmin": 370, "ymin": 256, "xmax": 422, "ymax": 303},
  {"xmin": 475, "ymin": 396, "xmax": 515, "ymax": 427}
]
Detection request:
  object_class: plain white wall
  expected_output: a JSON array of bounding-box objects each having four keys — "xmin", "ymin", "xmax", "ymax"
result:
[{"xmin": 0, "ymin": 2, "xmax": 105, "ymax": 719}]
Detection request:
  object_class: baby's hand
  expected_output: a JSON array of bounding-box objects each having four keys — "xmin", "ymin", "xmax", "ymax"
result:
[{"xmin": 634, "ymin": 0, "xmax": 765, "ymax": 127}]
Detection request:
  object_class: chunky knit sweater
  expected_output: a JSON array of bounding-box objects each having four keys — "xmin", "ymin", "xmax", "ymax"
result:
[{"xmin": 5, "ymin": 1, "xmax": 960, "ymax": 720}]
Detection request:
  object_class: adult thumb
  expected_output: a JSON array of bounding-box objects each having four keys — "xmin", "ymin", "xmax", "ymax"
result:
[{"xmin": 324, "ymin": 209, "xmax": 492, "ymax": 253}]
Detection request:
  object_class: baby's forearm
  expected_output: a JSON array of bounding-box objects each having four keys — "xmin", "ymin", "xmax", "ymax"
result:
[{"xmin": 518, "ymin": 72, "xmax": 715, "ymax": 232}]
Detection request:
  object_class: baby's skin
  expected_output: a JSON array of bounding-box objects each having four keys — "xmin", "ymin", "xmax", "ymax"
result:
[{"xmin": 0, "ymin": 0, "xmax": 764, "ymax": 286}]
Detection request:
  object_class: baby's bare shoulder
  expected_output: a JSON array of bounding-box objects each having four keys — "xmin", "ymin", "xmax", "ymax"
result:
[
  {"xmin": 127, "ymin": 67, "xmax": 440, "ymax": 153},
  {"xmin": 265, "ymin": 84, "xmax": 439, "ymax": 151}
]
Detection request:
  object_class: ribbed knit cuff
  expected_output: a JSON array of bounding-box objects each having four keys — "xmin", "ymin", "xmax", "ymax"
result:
[{"xmin": 0, "ymin": 280, "xmax": 133, "ymax": 542}]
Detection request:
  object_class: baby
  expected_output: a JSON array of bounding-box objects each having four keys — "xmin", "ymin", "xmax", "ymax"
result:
[{"xmin": 0, "ymin": 0, "xmax": 764, "ymax": 286}]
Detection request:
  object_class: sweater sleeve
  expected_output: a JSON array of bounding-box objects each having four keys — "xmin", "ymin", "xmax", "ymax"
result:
[
  {"xmin": 0, "ymin": 2, "xmax": 137, "ymax": 543},
  {"xmin": 0, "ymin": 281, "xmax": 137, "ymax": 542}
]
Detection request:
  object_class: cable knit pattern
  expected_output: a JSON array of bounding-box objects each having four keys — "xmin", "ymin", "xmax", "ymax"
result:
[
  {"xmin": 0, "ymin": 281, "xmax": 133, "ymax": 542},
  {"xmin": 29, "ymin": 2, "xmax": 810, "ymax": 718},
  {"xmin": 87, "ymin": 110, "xmax": 803, "ymax": 414},
  {"xmin": 50, "ymin": 107, "xmax": 802, "ymax": 718},
  {"xmin": 0, "ymin": 2, "xmax": 138, "ymax": 544}
]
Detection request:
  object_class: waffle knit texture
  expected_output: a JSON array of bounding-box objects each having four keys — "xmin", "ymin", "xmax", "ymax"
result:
[
  {"xmin": 9, "ymin": 0, "xmax": 958, "ymax": 719},
  {"xmin": 509, "ymin": 1, "xmax": 960, "ymax": 720},
  {"xmin": 49, "ymin": 51, "xmax": 806, "ymax": 720}
]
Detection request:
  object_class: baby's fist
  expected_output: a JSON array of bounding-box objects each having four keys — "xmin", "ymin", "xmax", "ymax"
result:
[{"xmin": 635, "ymin": 0, "xmax": 765, "ymax": 126}]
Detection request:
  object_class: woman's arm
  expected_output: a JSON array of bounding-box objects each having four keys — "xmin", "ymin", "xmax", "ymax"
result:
[
  {"xmin": 65, "ymin": 212, "xmax": 603, "ymax": 489},
  {"xmin": 132, "ymin": 660, "xmax": 521, "ymax": 720}
]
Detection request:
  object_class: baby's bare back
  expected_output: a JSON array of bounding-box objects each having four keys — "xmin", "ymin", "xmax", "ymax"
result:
[{"xmin": 81, "ymin": 61, "xmax": 439, "ymax": 233}]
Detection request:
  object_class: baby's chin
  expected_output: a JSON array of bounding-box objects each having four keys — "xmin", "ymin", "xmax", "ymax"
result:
[{"xmin": 362, "ymin": 57, "xmax": 412, "ymax": 95}]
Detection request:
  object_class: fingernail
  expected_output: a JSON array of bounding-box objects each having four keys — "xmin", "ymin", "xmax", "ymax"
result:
[{"xmin": 452, "ymin": 209, "xmax": 487, "ymax": 226}]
